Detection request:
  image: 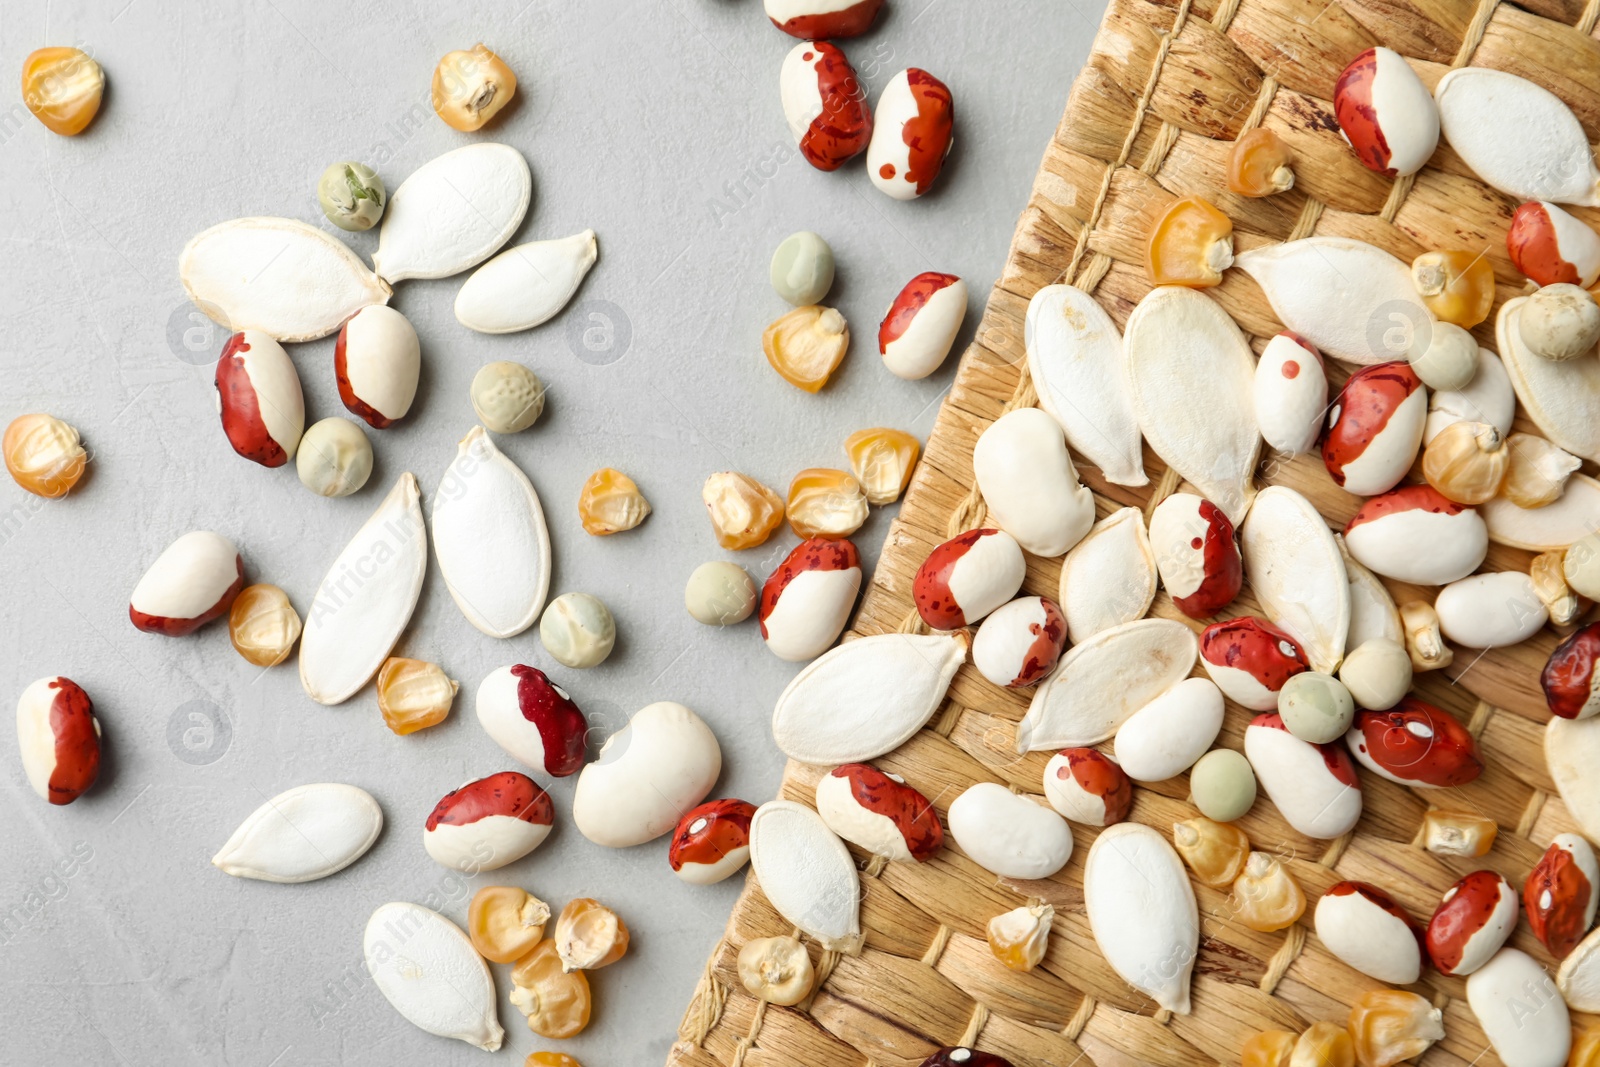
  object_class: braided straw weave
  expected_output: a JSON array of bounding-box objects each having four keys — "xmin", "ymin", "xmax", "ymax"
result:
[{"xmin": 669, "ymin": 0, "xmax": 1600, "ymax": 1061}]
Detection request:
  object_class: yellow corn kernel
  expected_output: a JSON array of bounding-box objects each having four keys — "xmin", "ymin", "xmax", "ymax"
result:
[
  {"xmin": 510, "ymin": 940, "xmax": 591, "ymax": 1039},
  {"xmin": 787, "ymin": 467, "xmax": 868, "ymax": 539},
  {"xmin": 1504, "ymin": 433, "xmax": 1580, "ymax": 509},
  {"xmin": 4, "ymin": 413, "xmax": 87, "ymax": 498},
  {"xmin": 376, "ymin": 657, "xmax": 458, "ymax": 735},
  {"xmin": 228, "ymin": 584, "xmax": 303, "ymax": 667},
  {"xmin": 1291, "ymin": 1022, "xmax": 1355, "ymax": 1067},
  {"xmin": 1571, "ymin": 1030, "xmax": 1600, "ymax": 1067},
  {"xmin": 1348, "ymin": 989, "xmax": 1445, "ymax": 1067},
  {"xmin": 577, "ymin": 467, "xmax": 651, "ymax": 535},
  {"xmin": 1400, "ymin": 601, "xmax": 1452, "ymax": 672},
  {"xmin": 1227, "ymin": 128, "xmax": 1295, "ymax": 198},
  {"xmin": 554, "ymin": 897, "xmax": 629, "ymax": 972},
  {"xmin": 1173, "ymin": 817, "xmax": 1250, "ymax": 889},
  {"xmin": 1241, "ymin": 1030, "xmax": 1297, "ymax": 1067},
  {"xmin": 1419, "ymin": 808, "xmax": 1498, "ymax": 857},
  {"xmin": 1147, "ymin": 196, "xmax": 1234, "ymax": 288},
  {"xmin": 1533, "ymin": 550, "xmax": 1589, "ymax": 627},
  {"xmin": 1230, "ymin": 851, "xmax": 1306, "ymax": 932},
  {"xmin": 1422, "ymin": 420, "xmax": 1508, "ymax": 505},
  {"xmin": 1412, "ymin": 250, "xmax": 1495, "ymax": 329},
  {"xmin": 21, "ymin": 47, "xmax": 104, "ymax": 136},
  {"xmin": 468, "ymin": 885, "xmax": 550, "ymax": 964},
  {"xmin": 702, "ymin": 471, "xmax": 785, "ymax": 549},
  {"xmin": 987, "ymin": 904, "xmax": 1053, "ymax": 972},
  {"xmin": 737, "ymin": 935, "xmax": 815, "ymax": 1006},
  {"xmin": 845, "ymin": 427, "xmax": 920, "ymax": 505},
  {"xmin": 431, "ymin": 44, "xmax": 517, "ymax": 132},
  {"xmin": 527, "ymin": 1054, "xmax": 583, "ymax": 1067},
  {"xmin": 763, "ymin": 305, "xmax": 849, "ymax": 392}
]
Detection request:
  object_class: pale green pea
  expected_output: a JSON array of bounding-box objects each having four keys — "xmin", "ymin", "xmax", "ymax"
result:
[
  {"xmin": 317, "ymin": 162, "xmax": 386, "ymax": 232},
  {"xmin": 1277, "ymin": 671, "xmax": 1355, "ymax": 744},
  {"xmin": 540, "ymin": 592, "xmax": 616, "ymax": 669},
  {"xmin": 1189, "ymin": 749, "xmax": 1256, "ymax": 822},
  {"xmin": 769, "ymin": 232, "xmax": 835, "ymax": 306}
]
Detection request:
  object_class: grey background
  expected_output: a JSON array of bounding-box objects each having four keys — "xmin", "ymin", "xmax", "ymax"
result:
[{"xmin": 0, "ymin": 1, "xmax": 1100, "ymax": 1063}]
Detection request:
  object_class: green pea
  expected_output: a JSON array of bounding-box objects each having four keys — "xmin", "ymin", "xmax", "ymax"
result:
[
  {"xmin": 317, "ymin": 161, "xmax": 386, "ymax": 232},
  {"xmin": 685, "ymin": 562, "xmax": 757, "ymax": 626},
  {"xmin": 769, "ymin": 231, "xmax": 835, "ymax": 306},
  {"xmin": 1277, "ymin": 671, "xmax": 1355, "ymax": 744},
  {"xmin": 1189, "ymin": 749, "xmax": 1256, "ymax": 822},
  {"xmin": 540, "ymin": 592, "xmax": 616, "ymax": 669}
]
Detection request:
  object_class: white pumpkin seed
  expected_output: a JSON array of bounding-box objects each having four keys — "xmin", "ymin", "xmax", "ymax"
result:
[
  {"xmin": 299, "ymin": 474, "xmax": 427, "ymax": 705},
  {"xmin": 1233, "ymin": 237, "xmax": 1430, "ymax": 365},
  {"xmin": 372, "ymin": 143, "xmax": 532, "ymax": 283},
  {"xmin": 1337, "ymin": 534, "xmax": 1402, "ymax": 647},
  {"xmin": 1240, "ymin": 485, "xmax": 1350, "ymax": 674},
  {"xmin": 431, "ymin": 426, "xmax": 550, "ymax": 639},
  {"xmin": 455, "ymin": 230, "xmax": 599, "ymax": 334},
  {"xmin": 179, "ymin": 217, "xmax": 389, "ymax": 343},
  {"xmin": 1497, "ymin": 297, "xmax": 1600, "ymax": 464},
  {"xmin": 1436, "ymin": 67, "xmax": 1600, "ymax": 206},
  {"xmin": 748, "ymin": 800, "xmax": 861, "ymax": 952},
  {"xmin": 1559, "ymin": 929, "xmax": 1600, "ymax": 1013},
  {"xmin": 1425, "ymin": 347, "xmax": 1516, "ymax": 444},
  {"xmin": 364, "ymin": 902, "xmax": 504, "ymax": 1051},
  {"xmin": 771, "ymin": 633, "xmax": 966, "ymax": 764},
  {"xmin": 1057, "ymin": 507, "xmax": 1156, "ymax": 643},
  {"xmin": 212, "ymin": 783, "xmax": 382, "ymax": 883},
  {"xmin": 1024, "ymin": 284, "xmax": 1147, "ymax": 487},
  {"xmin": 1548, "ymin": 715, "xmax": 1600, "ymax": 843},
  {"xmin": 1016, "ymin": 618, "xmax": 1197, "ymax": 751},
  {"xmin": 1123, "ymin": 286, "xmax": 1259, "ymax": 523},
  {"xmin": 1083, "ymin": 823, "xmax": 1198, "ymax": 1014},
  {"xmin": 1480, "ymin": 474, "xmax": 1600, "ymax": 551}
]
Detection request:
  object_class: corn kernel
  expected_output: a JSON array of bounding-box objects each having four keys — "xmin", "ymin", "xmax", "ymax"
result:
[
  {"xmin": 987, "ymin": 904, "xmax": 1053, "ymax": 972},
  {"xmin": 845, "ymin": 428, "xmax": 920, "ymax": 505},
  {"xmin": 431, "ymin": 44, "xmax": 517, "ymax": 132},
  {"xmin": 1291, "ymin": 1022, "xmax": 1354, "ymax": 1067},
  {"xmin": 1532, "ymin": 550, "xmax": 1589, "ymax": 627},
  {"xmin": 227, "ymin": 584, "xmax": 302, "ymax": 667},
  {"xmin": 1412, "ymin": 250, "xmax": 1495, "ymax": 329},
  {"xmin": 702, "ymin": 471, "xmax": 785, "ymax": 549},
  {"xmin": 1422, "ymin": 420, "xmax": 1508, "ymax": 505},
  {"xmin": 1229, "ymin": 851, "xmax": 1306, "ymax": 932},
  {"xmin": 1571, "ymin": 1030, "xmax": 1600, "ymax": 1067},
  {"xmin": 510, "ymin": 940, "xmax": 591, "ymax": 1039},
  {"xmin": 4, "ymin": 413, "xmax": 87, "ymax": 498},
  {"xmin": 1147, "ymin": 196, "xmax": 1234, "ymax": 288},
  {"xmin": 21, "ymin": 47, "xmax": 104, "ymax": 136},
  {"xmin": 1504, "ymin": 433, "xmax": 1580, "ymax": 509},
  {"xmin": 1347, "ymin": 989, "xmax": 1444, "ymax": 1067},
  {"xmin": 553, "ymin": 897, "xmax": 629, "ymax": 972},
  {"xmin": 764, "ymin": 305, "xmax": 849, "ymax": 392},
  {"xmin": 1227, "ymin": 128, "xmax": 1295, "ymax": 197},
  {"xmin": 577, "ymin": 467, "xmax": 651, "ymax": 536},
  {"xmin": 1419, "ymin": 808, "xmax": 1497, "ymax": 857},
  {"xmin": 787, "ymin": 468, "xmax": 868, "ymax": 539},
  {"xmin": 527, "ymin": 1054, "xmax": 583, "ymax": 1067},
  {"xmin": 1400, "ymin": 601, "xmax": 1452, "ymax": 672},
  {"xmin": 737, "ymin": 935, "xmax": 815, "ymax": 1006},
  {"xmin": 1242, "ymin": 1030, "xmax": 1297, "ymax": 1067},
  {"xmin": 1173, "ymin": 817, "xmax": 1250, "ymax": 888},
  {"xmin": 468, "ymin": 885, "xmax": 551, "ymax": 964},
  {"xmin": 376, "ymin": 657, "xmax": 458, "ymax": 735}
]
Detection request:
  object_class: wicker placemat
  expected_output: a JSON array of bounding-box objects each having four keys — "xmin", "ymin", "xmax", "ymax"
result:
[{"xmin": 668, "ymin": 0, "xmax": 1600, "ymax": 1063}]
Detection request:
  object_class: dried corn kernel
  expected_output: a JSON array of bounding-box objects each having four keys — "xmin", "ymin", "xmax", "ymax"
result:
[
  {"xmin": 1420, "ymin": 808, "xmax": 1497, "ymax": 857},
  {"xmin": 845, "ymin": 427, "xmax": 920, "ymax": 505},
  {"xmin": 468, "ymin": 885, "xmax": 550, "ymax": 964},
  {"xmin": 1532, "ymin": 550, "xmax": 1589, "ymax": 627},
  {"xmin": 1147, "ymin": 196, "xmax": 1234, "ymax": 288},
  {"xmin": 1173, "ymin": 817, "xmax": 1250, "ymax": 888},
  {"xmin": 1230, "ymin": 851, "xmax": 1306, "ymax": 932},
  {"xmin": 1422, "ymin": 420, "xmax": 1508, "ymax": 505},
  {"xmin": 227, "ymin": 584, "xmax": 302, "ymax": 667},
  {"xmin": 987, "ymin": 904, "xmax": 1053, "ymax": 972},
  {"xmin": 702, "ymin": 471, "xmax": 785, "ymax": 549},
  {"xmin": 376, "ymin": 657, "xmax": 458, "ymax": 735},
  {"xmin": 1227, "ymin": 128, "xmax": 1295, "ymax": 198},
  {"xmin": 527, "ymin": 1054, "xmax": 582, "ymax": 1067},
  {"xmin": 737, "ymin": 935, "xmax": 815, "ymax": 1006},
  {"xmin": 1412, "ymin": 250, "xmax": 1495, "ymax": 329},
  {"xmin": 1241, "ymin": 1030, "xmax": 1297, "ymax": 1067},
  {"xmin": 4, "ymin": 413, "xmax": 86, "ymax": 498},
  {"xmin": 577, "ymin": 467, "xmax": 651, "ymax": 536},
  {"xmin": 1504, "ymin": 433, "xmax": 1580, "ymax": 509},
  {"xmin": 432, "ymin": 44, "xmax": 517, "ymax": 132},
  {"xmin": 1400, "ymin": 601, "xmax": 1452, "ymax": 672},
  {"xmin": 1291, "ymin": 1022, "xmax": 1355, "ymax": 1067},
  {"xmin": 1347, "ymin": 989, "xmax": 1444, "ymax": 1067},
  {"xmin": 554, "ymin": 897, "xmax": 629, "ymax": 972},
  {"xmin": 787, "ymin": 467, "xmax": 868, "ymax": 539},
  {"xmin": 510, "ymin": 940, "xmax": 591, "ymax": 1039},
  {"xmin": 764, "ymin": 305, "xmax": 849, "ymax": 392},
  {"xmin": 21, "ymin": 47, "xmax": 104, "ymax": 136},
  {"xmin": 1571, "ymin": 1030, "xmax": 1600, "ymax": 1067}
]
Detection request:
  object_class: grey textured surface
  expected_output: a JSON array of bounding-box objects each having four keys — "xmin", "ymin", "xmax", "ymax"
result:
[{"xmin": 0, "ymin": 1, "xmax": 1100, "ymax": 1063}]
